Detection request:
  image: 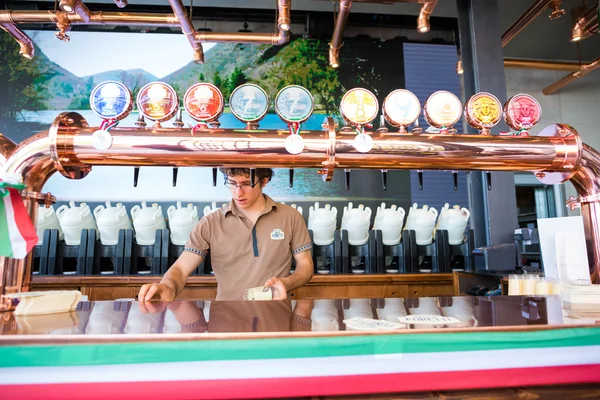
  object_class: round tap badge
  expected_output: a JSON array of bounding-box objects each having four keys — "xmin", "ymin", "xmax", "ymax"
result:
[
  {"xmin": 464, "ymin": 92, "xmax": 502, "ymax": 129},
  {"xmin": 382, "ymin": 89, "xmax": 421, "ymax": 127},
  {"xmin": 136, "ymin": 82, "xmax": 179, "ymax": 122},
  {"xmin": 89, "ymin": 81, "xmax": 133, "ymax": 121},
  {"xmin": 423, "ymin": 91, "xmax": 462, "ymax": 128},
  {"xmin": 229, "ymin": 84, "xmax": 270, "ymax": 123},
  {"xmin": 275, "ymin": 85, "xmax": 314, "ymax": 124},
  {"xmin": 183, "ymin": 83, "xmax": 224, "ymax": 123},
  {"xmin": 340, "ymin": 88, "xmax": 379, "ymax": 126},
  {"xmin": 504, "ymin": 94, "xmax": 541, "ymax": 130}
]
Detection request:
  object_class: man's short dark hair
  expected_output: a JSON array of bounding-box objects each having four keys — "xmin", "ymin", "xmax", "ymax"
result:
[{"xmin": 219, "ymin": 168, "xmax": 274, "ymax": 183}]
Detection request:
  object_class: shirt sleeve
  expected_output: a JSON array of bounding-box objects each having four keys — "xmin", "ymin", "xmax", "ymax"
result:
[
  {"xmin": 291, "ymin": 211, "xmax": 312, "ymax": 255},
  {"xmin": 184, "ymin": 216, "xmax": 211, "ymax": 258}
]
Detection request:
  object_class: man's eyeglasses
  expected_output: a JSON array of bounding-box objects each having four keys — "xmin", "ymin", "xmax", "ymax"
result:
[{"xmin": 224, "ymin": 179, "xmax": 259, "ymax": 191}]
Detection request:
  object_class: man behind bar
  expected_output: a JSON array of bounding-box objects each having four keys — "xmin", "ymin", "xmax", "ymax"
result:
[{"xmin": 138, "ymin": 168, "xmax": 314, "ymax": 301}]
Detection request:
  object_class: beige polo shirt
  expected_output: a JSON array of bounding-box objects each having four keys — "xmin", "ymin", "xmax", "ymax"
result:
[{"xmin": 184, "ymin": 195, "xmax": 312, "ymax": 300}]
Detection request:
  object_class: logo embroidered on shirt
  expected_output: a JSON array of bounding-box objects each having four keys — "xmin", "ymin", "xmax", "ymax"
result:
[{"xmin": 271, "ymin": 229, "xmax": 285, "ymax": 240}]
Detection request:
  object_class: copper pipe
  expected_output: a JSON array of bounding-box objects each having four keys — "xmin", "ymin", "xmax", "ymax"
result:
[
  {"xmin": 168, "ymin": 0, "xmax": 204, "ymax": 64},
  {"xmin": 73, "ymin": 0, "xmax": 91, "ymax": 23},
  {"xmin": 31, "ymin": 118, "xmax": 579, "ymax": 173},
  {"xmin": 543, "ymin": 55, "xmax": 600, "ymax": 95},
  {"xmin": 0, "ymin": 10, "xmax": 180, "ymax": 26},
  {"xmin": 196, "ymin": 30, "xmax": 290, "ymax": 45},
  {"xmin": 503, "ymin": 58, "xmax": 581, "ymax": 72},
  {"xmin": 1, "ymin": 114, "xmax": 599, "ymax": 311},
  {"xmin": 195, "ymin": 0, "xmax": 291, "ymax": 46},
  {"xmin": 417, "ymin": 0, "xmax": 437, "ymax": 33},
  {"xmin": 0, "ymin": 23, "xmax": 34, "ymax": 59},
  {"xmin": 502, "ymin": 0, "xmax": 551, "ymax": 47},
  {"xmin": 278, "ymin": 0, "xmax": 291, "ymax": 31},
  {"xmin": 329, "ymin": 0, "xmax": 352, "ymax": 68},
  {"xmin": 0, "ymin": 134, "xmax": 16, "ymax": 167},
  {"xmin": 571, "ymin": 6, "xmax": 598, "ymax": 42}
]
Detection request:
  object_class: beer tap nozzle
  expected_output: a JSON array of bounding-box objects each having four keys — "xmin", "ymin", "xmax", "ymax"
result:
[
  {"xmin": 172, "ymin": 167, "xmax": 179, "ymax": 187},
  {"xmin": 453, "ymin": 171, "xmax": 458, "ymax": 191},
  {"xmin": 289, "ymin": 169, "xmax": 294, "ymax": 188},
  {"xmin": 133, "ymin": 167, "xmax": 140, "ymax": 187},
  {"xmin": 381, "ymin": 169, "xmax": 388, "ymax": 191},
  {"xmin": 345, "ymin": 169, "xmax": 351, "ymax": 190}
]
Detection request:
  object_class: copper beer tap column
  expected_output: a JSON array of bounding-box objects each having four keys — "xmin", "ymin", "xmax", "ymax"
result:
[{"xmin": 2, "ymin": 114, "xmax": 600, "ymax": 311}]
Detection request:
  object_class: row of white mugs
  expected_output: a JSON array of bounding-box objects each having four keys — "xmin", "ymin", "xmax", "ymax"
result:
[
  {"xmin": 36, "ymin": 200, "xmax": 470, "ymax": 248},
  {"xmin": 48, "ymin": 297, "xmax": 476, "ymax": 335},
  {"xmin": 307, "ymin": 202, "xmax": 471, "ymax": 247}
]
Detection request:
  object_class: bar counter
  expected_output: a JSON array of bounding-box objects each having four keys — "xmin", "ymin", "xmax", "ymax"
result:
[{"xmin": 1, "ymin": 294, "xmax": 599, "ymax": 399}]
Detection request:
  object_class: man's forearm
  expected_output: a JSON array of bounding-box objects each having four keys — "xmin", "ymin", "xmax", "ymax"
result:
[
  {"xmin": 161, "ymin": 265, "xmax": 186, "ymax": 296},
  {"xmin": 282, "ymin": 263, "xmax": 313, "ymax": 291}
]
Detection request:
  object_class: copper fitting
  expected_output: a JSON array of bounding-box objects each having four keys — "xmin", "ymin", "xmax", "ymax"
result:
[
  {"xmin": 502, "ymin": 0, "xmax": 551, "ymax": 47},
  {"xmin": 571, "ymin": 6, "xmax": 598, "ymax": 42},
  {"xmin": 0, "ymin": 23, "xmax": 34, "ymax": 59},
  {"xmin": 168, "ymin": 0, "xmax": 204, "ymax": 64},
  {"xmin": 543, "ymin": 55, "xmax": 600, "ymax": 95},
  {"xmin": 0, "ymin": 133, "xmax": 16, "ymax": 167},
  {"xmin": 417, "ymin": 0, "xmax": 437, "ymax": 33},
  {"xmin": 329, "ymin": 0, "xmax": 352, "ymax": 68}
]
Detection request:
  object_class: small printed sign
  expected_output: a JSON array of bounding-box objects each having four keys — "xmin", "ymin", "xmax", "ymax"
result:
[{"xmin": 398, "ymin": 315, "xmax": 461, "ymax": 325}]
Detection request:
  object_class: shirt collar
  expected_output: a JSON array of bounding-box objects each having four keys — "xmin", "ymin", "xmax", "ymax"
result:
[{"xmin": 224, "ymin": 194, "xmax": 278, "ymax": 217}]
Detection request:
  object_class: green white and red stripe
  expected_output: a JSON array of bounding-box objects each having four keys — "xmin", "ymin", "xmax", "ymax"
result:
[
  {"xmin": 1, "ymin": 327, "xmax": 600, "ymax": 399},
  {"xmin": 0, "ymin": 181, "xmax": 37, "ymax": 259}
]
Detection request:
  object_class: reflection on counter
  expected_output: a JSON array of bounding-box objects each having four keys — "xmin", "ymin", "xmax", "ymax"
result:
[{"xmin": 2, "ymin": 295, "xmax": 598, "ymax": 337}]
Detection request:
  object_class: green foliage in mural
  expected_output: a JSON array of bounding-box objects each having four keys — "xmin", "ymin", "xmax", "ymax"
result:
[{"xmin": 0, "ymin": 35, "xmax": 53, "ymax": 120}]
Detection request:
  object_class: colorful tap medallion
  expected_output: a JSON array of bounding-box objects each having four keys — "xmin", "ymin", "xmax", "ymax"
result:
[
  {"xmin": 275, "ymin": 85, "xmax": 314, "ymax": 124},
  {"xmin": 382, "ymin": 89, "xmax": 421, "ymax": 127},
  {"xmin": 136, "ymin": 82, "xmax": 179, "ymax": 122},
  {"xmin": 464, "ymin": 92, "xmax": 502, "ymax": 130},
  {"xmin": 504, "ymin": 94, "xmax": 541, "ymax": 131},
  {"xmin": 89, "ymin": 81, "xmax": 133, "ymax": 121},
  {"xmin": 183, "ymin": 83, "xmax": 224, "ymax": 123},
  {"xmin": 229, "ymin": 84, "xmax": 270, "ymax": 123},
  {"xmin": 423, "ymin": 91, "xmax": 462, "ymax": 128},
  {"xmin": 340, "ymin": 88, "xmax": 379, "ymax": 126}
]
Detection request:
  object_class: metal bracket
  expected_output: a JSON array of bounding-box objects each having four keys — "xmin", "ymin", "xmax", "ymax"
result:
[
  {"xmin": 319, "ymin": 116, "xmax": 337, "ymax": 182},
  {"xmin": 48, "ymin": 112, "xmax": 92, "ymax": 180}
]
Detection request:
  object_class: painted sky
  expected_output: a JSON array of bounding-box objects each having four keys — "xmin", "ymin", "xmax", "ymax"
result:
[{"xmin": 26, "ymin": 30, "xmax": 215, "ymax": 78}]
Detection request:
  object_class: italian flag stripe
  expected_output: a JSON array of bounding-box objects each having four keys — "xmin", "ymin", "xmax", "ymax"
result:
[
  {"xmin": 2, "ymin": 365, "xmax": 600, "ymax": 400},
  {"xmin": 0, "ymin": 188, "xmax": 28, "ymax": 258},
  {"xmin": 2, "ymin": 326, "xmax": 599, "ymax": 368},
  {"xmin": 0, "ymin": 192, "xmax": 13, "ymax": 256},
  {"xmin": 2, "ymin": 346, "xmax": 600, "ymax": 384}
]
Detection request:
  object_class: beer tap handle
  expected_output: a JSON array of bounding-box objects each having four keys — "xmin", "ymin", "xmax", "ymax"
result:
[
  {"xmin": 250, "ymin": 168, "xmax": 256, "ymax": 186},
  {"xmin": 453, "ymin": 171, "xmax": 458, "ymax": 191},
  {"xmin": 418, "ymin": 170, "xmax": 423, "ymax": 190},
  {"xmin": 172, "ymin": 167, "xmax": 179, "ymax": 187},
  {"xmin": 381, "ymin": 169, "xmax": 388, "ymax": 191},
  {"xmin": 133, "ymin": 167, "xmax": 140, "ymax": 187},
  {"xmin": 212, "ymin": 168, "xmax": 218, "ymax": 187},
  {"xmin": 289, "ymin": 169, "xmax": 294, "ymax": 188},
  {"xmin": 486, "ymin": 172, "xmax": 492, "ymax": 191},
  {"xmin": 345, "ymin": 169, "xmax": 351, "ymax": 190}
]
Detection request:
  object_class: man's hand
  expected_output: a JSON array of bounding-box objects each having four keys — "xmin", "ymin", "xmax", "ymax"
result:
[
  {"xmin": 138, "ymin": 282, "xmax": 176, "ymax": 302},
  {"xmin": 264, "ymin": 277, "xmax": 288, "ymax": 300}
]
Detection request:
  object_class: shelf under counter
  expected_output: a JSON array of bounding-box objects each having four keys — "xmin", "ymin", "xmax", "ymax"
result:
[{"xmin": 31, "ymin": 273, "xmax": 455, "ymax": 301}]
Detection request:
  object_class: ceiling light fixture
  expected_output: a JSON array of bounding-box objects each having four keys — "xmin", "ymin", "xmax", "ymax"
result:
[
  {"xmin": 456, "ymin": 58, "xmax": 464, "ymax": 75},
  {"xmin": 571, "ymin": 24, "xmax": 583, "ymax": 41},
  {"xmin": 59, "ymin": 0, "xmax": 76, "ymax": 13}
]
